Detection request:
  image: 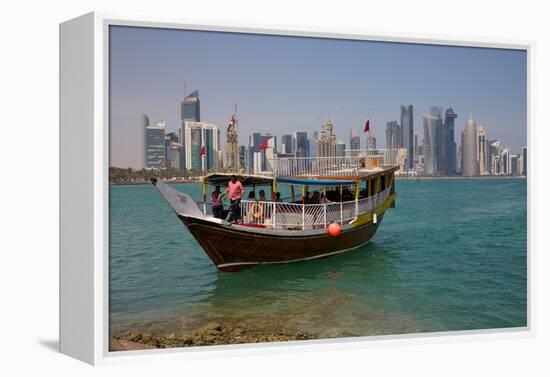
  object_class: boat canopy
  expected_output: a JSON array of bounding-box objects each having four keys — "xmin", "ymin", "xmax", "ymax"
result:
[
  {"xmin": 204, "ymin": 173, "xmax": 273, "ymax": 186},
  {"xmin": 275, "ymin": 177, "xmax": 357, "ymax": 186}
]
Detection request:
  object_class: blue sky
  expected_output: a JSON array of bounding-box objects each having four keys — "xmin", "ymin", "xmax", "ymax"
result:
[{"xmin": 109, "ymin": 25, "xmax": 527, "ymax": 169}]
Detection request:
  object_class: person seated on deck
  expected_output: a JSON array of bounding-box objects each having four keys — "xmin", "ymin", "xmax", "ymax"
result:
[
  {"xmin": 211, "ymin": 185, "xmax": 224, "ymax": 219},
  {"xmin": 326, "ymin": 190, "xmax": 338, "ymax": 202},
  {"xmin": 310, "ymin": 191, "xmax": 321, "ymax": 204},
  {"xmin": 321, "ymin": 192, "xmax": 331, "ymax": 204},
  {"xmin": 258, "ymin": 189, "xmax": 267, "ymax": 202},
  {"xmin": 302, "ymin": 191, "xmax": 310, "ymax": 204},
  {"xmin": 274, "ymin": 192, "xmax": 281, "ymax": 202},
  {"xmin": 247, "ymin": 191, "xmax": 256, "ymax": 200},
  {"xmin": 342, "ymin": 187, "xmax": 354, "ymax": 201}
]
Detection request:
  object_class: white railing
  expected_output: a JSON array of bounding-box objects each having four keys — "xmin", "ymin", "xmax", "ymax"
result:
[
  {"xmin": 269, "ymin": 156, "xmax": 362, "ymax": 177},
  {"xmin": 232, "ymin": 187, "xmax": 391, "ymax": 230},
  {"xmin": 344, "ymin": 149, "xmax": 398, "ymax": 165},
  {"xmin": 267, "ymin": 150, "xmax": 397, "ymax": 178}
]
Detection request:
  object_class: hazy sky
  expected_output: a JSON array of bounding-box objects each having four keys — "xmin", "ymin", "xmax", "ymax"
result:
[{"xmin": 109, "ymin": 25, "xmax": 527, "ymax": 169}]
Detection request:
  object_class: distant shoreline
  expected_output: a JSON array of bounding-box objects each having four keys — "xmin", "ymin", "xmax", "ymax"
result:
[{"xmin": 395, "ymin": 175, "xmax": 527, "ymax": 181}]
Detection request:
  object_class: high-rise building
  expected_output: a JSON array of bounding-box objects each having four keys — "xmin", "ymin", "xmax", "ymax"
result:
[
  {"xmin": 350, "ymin": 129, "xmax": 361, "ymax": 150},
  {"xmin": 511, "ymin": 154, "xmax": 519, "ymax": 175},
  {"xmin": 429, "ymin": 106, "xmax": 447, "ymax": 175},
  {"xmin": 145, "ymin": 120, "xmax": 166, "ymax": 169},
  {"xmin": 413, "ymin": 132, "xmax": 419, "ymax": 158},
  {"xmin": 385, "ymin": 121, "xmax": 401, "ymax": 150},
  {"xmin": 183, "ymin": 121, "xmax": 219, "ymax": 172},
  {"xmin": 249, "ymin": 132, "xmax": 275, "ymax": 171},
  {"xmin": 310, "ymin": 131, "xmax": 318, "ymax": 157},
  {"xmin": 422, "ymin": 114, "xmax": 439, "ymax": 175},
  {"xmin": 401, "ymin": 105, "xmax": 414, "ymax": 170},
  {"xmin": 167, "ymin": 142, "xmax": 183, "ymax": 170},
  {"xmin": 501, "ymin": 148, "xmax": 511, "ymax": 175},
  {"xmin": 294, "ymin": 131, "xmax": 309, "ymax": 157},
  {"xmin": 521, "ymin": 147, "xmax": 527, "ymax": 176},
  {"xmin": 316, "ymin": 122, "xmax": 338, "ymax": 157},
  {"xmin": 180, "ymin": 90, "xmax": 200, "ymax": 122},
  {"xmin": 444, "ymin": 107, "xmax": 458, "ymax": 175},
  {"xmin": 337, "ymin": 141, "xmax": 346, "ymax": 157},
  {"xmin": 458, "ymin": 130, "xmax": 464, "ymax": 174},
  {"xmin": 463, "ymin": 117, "xmax": 479, "ymax": 176},
  {"xmin": 178, "ymin": 89, "xmax": 201, "ymax": 169},
  {"xmin": 366, "ymin": 134, "xmax": 377, "ymax": 150},
  {"xmin": 140, "ymin": 114, "xmax": 150, "ymax": 169},
  {"xmin": 476, "ymin": 126, "xmax": 488, "ymax": 175},
  {"xmin": 281, "ymin": 134, "xmax": 293, "ymax": 154},
  {"xmin": 488, "ymin": 140, "xmax": 501, "ymax": 174},
  {"xmin": 164, "ymin": 132, "xmax": 183, "ymax": 170}
]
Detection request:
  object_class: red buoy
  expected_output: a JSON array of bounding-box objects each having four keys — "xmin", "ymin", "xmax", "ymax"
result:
[{"xmin": 327, "ymin": 222, "xmax": 341, "ymax": 237}]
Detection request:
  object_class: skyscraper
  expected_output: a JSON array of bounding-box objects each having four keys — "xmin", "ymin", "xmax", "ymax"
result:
[
  {"xmin": 400, "ymin": 105, "xmax": 414, "ymax": 170},
  {"xmin": 366, "ymin": 134, "xmax": 377, "ymax": 150},
  {"xmin": 488, "ymin": 140, "xmax": 501, "ymax": 173},
  {"xmin": 521, "ymin": 147, "xmax": 527, "ymax": 176},
  {"xmin": 422, "ymin": 114, "xmax": 438, "ymax": 175},
  {"xmin": 178, "ymin": 89, "xmax": 201, "ymax": 169},
  {"xmin": 444, "ymin": 107, "xmax": 458, "ymax": 175},
  {"xmin": 316, "ymin": 122, "xmax": 337, "ymax": 157},
  {"xmin": 476, "ymin": 126, "xmax": 488, "ymax": 175},
  {"xmin": 184, "ymin": 121, "xmax": 219, "ymax": 171},
  {"xmin": 294, "ymin": 131, "xmax": 309, "ymax": 157},
  {"xmin": 350, "ymin": 128, "xmax": 361, "ymax": 150},
  {"xmin": 281, "ymin": 134, "xmax": 293, "ymax": 154},
  {"xmin": 144, "ymin": 120, "xmax": 166, "ymax": 169},
  {"xmin": 180, "ymin": 90, "xmax": 200, "ymax": 122},
  {"xmin": 385, "ymin": 121, "xmax": 401, "ymax": 150},
  {"xmin": 501, "ymin": 148, "xmax": 511, "ymax": 175},
  {"xmin": 463, "ymin": 117, "xmax": 479, "ymax": 177},
  {"xmin": 337, "ymin": 141, "xmax": 346, "ymax": 157},
  {"xmin": 140, "ymin": 113, "xmax": 150, "ymax": 169}
]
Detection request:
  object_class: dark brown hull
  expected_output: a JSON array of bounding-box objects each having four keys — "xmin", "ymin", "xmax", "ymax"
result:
[{"xmin": 179, "ymin": 215, "xmax": 383, "ymax": 271}]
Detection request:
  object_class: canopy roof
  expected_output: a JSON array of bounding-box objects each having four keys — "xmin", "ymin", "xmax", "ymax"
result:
[
  {"xmin": 276, "ymin": 177, "xmax": 357, "ymax": 186},
  {"xmin": 204, "ymin": 173, "xmax": 274, "ymax": 186}
]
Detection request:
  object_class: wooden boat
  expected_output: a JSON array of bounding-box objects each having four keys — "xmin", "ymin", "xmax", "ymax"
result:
[{"xmin": 152, "ymin": 155, "xmax": 398, "ymax": 271}]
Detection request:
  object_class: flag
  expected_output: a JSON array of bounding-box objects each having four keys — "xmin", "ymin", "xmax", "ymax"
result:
[
  {"xmin": 230, "ymin": 114, "xmax": 236, "ymax": 124},
  {"xmin": 363, "ymin": 119, "xmax": 370, "ymax": 133},
  {"xmin": 199, "ymin": 145, "xmax": 206, "ymax": 157},
  {"xmin": 259, "ymin": 138, "xmax": 270, "ymax": 150}
]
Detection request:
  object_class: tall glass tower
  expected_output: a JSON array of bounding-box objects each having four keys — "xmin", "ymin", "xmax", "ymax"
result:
[
  {"xmin": 400, "ymin": 105, "xmax": 413, "ymax": 170},
  {"xmin": 444, "ymin": 107, "xmax": 458, "ymax": 175}
]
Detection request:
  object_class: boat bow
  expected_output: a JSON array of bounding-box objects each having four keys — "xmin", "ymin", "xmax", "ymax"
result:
[{"xmin": 151, "ymin": 178, "xmax": 206, "ymax": 220}]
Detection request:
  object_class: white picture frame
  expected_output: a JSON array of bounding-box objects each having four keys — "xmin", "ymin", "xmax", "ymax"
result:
[{"xmin": 59, "ymin": 11, "xmax": 534, "ymax": 365}]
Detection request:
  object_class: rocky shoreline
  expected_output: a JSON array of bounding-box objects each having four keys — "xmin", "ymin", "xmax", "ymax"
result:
[{"xmin": 110, "ymin": 322, "xmax": 312, "ymax": 351}]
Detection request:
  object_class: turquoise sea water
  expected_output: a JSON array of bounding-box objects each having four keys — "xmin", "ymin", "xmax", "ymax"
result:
[{"xmin": 109, "ymin": 179, "xmax": 527, "ymax": 338}]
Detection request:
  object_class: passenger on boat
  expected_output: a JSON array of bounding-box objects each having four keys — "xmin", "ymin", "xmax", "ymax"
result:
[
  {"xmin": 310, "ymin": 191, "xmax": 321, "ymax": 204},
  {"xmin": 247, "ymin": 191, "xmax": 256, "ymax": 200},
  {"xmin": 274, "ymin": 192, "xmax": 281, "ymax": 202},
  {"xmin": 302, "ymin": 191, "xmax": 310, "ymax": 204},
  {"xmin": 226, "ymin": 175, "xmax": 244, "ymax": 223},
  {"xmin": 211, "ymin": 185, "xmax": 224, "ymax": 219},
  {"xmin": 258, "ymin": 189, "xmax": 267, "ymax": 202}
]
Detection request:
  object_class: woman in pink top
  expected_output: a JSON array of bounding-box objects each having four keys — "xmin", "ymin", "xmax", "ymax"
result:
[{"xmin": 226, "ymin": 175, "xmax": 243, "ymax": 222}]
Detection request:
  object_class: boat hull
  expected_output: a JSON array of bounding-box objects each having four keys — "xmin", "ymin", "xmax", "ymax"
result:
[{"xmin": 179, "ymin": 214, "xmax": 383, "ymax": 271}]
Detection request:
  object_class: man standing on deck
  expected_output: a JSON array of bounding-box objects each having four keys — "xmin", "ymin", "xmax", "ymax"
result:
[{"xmin": 226, "ymin": 175, "xmax": 244, "ymax": 223}]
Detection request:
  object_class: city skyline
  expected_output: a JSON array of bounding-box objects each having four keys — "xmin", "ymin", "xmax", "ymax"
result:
[{"xmin": 109, "ymin": 25, "xmax": 527, "ymax": 169}]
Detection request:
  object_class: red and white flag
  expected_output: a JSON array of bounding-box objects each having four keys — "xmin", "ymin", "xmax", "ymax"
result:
[
  {"xmin": 259, "ymin": 137, "xmax": 270, "ymax": 150},
  {"xmin": 199, "ymin": 145, "xmax": 206, "ymax": 157},
  {"xmin": 363, "ymin": 119, "xmax": 370, "ymax": 133}
]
